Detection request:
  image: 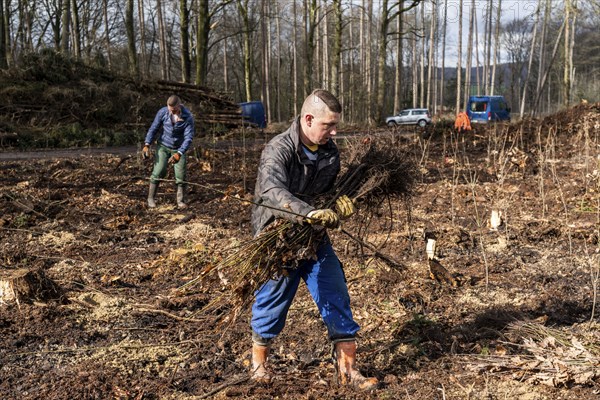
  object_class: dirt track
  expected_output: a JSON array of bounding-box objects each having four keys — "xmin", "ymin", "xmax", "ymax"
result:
[
  {"xmin": 1, "ymin": 108, "xmax": 600, "ymax": 399},
  {"xmin": 0, "ymin": 146, "xmax": 140, "ymax": 161}
]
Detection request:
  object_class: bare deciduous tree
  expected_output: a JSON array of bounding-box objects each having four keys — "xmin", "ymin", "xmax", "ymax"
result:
[
  {"xmin": 331, "ymin": 0, "xmax": 342, "ymax": 97},
  {"xmin": 180, "ymin": 0, "xmax": 191, "ymax": 83},
  {"xmin": 237, "ymin": 0, "xmax": 252, "ymax": 102},
  {"xmin": 60, "ymin": 0, "xmax": 70, "ymax": 53},
  {"xmin": 455, "ymin": 0, "xmax": 463, "ymax": 114},
  {"xmin": 376, "ymin": 0, "xmax": 419, "ymax": 123},
  {"xmin": 71, "ymin": 0, "xmax": 81, "ymax": 58},
  {"xmin": 303, "ymin": 0, "xmax": 317, "ymax": 97},
  {"xmin": 126, "ymin": 0, "xmax": 138, "ymax": 77},
  {"xmin": 0, "ymin": 0, "xmax": 7, "ymax": 69}
]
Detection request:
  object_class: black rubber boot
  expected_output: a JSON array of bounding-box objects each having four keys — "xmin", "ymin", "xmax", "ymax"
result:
[
  {"xmin": 148, "ymin": 183, "xmax": 158, "ymax": 208},
  {"xmin": 176, "ymin": 185, "xmax": 187, "ymax": 209}
]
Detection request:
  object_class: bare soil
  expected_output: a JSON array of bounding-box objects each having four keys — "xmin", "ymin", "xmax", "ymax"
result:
[{"xmin": 1, "ymin": 105, "xmax": 600, "ymax": 399}]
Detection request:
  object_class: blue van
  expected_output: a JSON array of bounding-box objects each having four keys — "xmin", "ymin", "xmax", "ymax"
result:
[{"xmin": 467, "ymin": 95, "xmax": 511, "ymax": 123}]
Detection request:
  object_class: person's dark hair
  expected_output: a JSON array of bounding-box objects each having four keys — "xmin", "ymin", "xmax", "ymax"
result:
[
  {"xmin": 311, "ymin": 89, "xmax": 342, "ymax": 113},
  {"xmin": 167, "ymin": 95, "xmax": 181, "ymax": 107}
]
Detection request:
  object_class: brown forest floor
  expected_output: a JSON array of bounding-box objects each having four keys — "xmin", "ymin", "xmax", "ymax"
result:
[{"xmin": 1, "ymin": 104, "xmax": 600, "ymax": 399}]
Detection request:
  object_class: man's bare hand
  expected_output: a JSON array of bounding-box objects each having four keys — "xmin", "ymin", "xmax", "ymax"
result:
[{"xmin": 168, "ymin": 153, "xmax": 181, "ymax": 164}]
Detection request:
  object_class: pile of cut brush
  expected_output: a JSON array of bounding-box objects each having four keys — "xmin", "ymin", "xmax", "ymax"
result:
[
  {"xmin": 180, "ymin": 137, "xmax": 417, "ymax": 321},
  {"xmin": 467, "ymin": 321, "xmax": 600, "ymax": 387}
]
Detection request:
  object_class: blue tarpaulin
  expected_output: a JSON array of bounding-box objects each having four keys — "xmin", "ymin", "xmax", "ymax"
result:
[{"xmin": 239, "ymin": 101, "xmax": 266, "ymax": 128}]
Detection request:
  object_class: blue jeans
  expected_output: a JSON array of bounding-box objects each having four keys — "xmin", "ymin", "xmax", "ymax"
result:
[
  {"xmin": 149, "ymin": 144, "xmax": 187, "ymax": 185},
  {"xmin": 251, "ymin": 239, "xmax": 360, "ymax": 343}
]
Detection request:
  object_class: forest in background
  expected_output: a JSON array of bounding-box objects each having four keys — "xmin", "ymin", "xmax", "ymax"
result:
[{"xmin": 0, "ymin": 0, "xmax": 599, "ymax": 127}]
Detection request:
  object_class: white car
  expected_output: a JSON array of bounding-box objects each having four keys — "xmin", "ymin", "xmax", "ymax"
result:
[{"xmin": 385, "ymin": 108, "xmax": 432, "ymax": 127}]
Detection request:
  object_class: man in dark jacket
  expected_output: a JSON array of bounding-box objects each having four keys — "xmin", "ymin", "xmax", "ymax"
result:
[
  {"xmin": 249, "ymin": 89, "xmax": 378, "ymax": 390},
  {"xmin": 142, "ymin": 95, "xmax": 195, "ymax": 209}
]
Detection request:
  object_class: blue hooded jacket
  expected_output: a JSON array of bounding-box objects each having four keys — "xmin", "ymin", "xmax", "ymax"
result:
[{"xmin": 144, "ymin": 105, "xmax": 195, "ymax": 154}]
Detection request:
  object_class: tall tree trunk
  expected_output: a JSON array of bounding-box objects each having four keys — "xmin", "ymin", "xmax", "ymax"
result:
[
  {"xmin": 568, "ymin": 7, "xmax": 576, "ymax": 105},
  {"xmin": 27, "ymin": 2, "xmax": 36, "ymax": 52},
  {"xmin": 455, "ymin": 0, "xmax": 463, "ymax": 114},
  {"xmin": 71, "ymin": 0, "xmax": 80, "ymax": 58},
  {"xmin": 440, "ymin": 0, "xmax": 447, "ymax": 111},
  {"xmin": 486, "ymin": 0, "xmax": 494, "ymax": 93},
  {"xmin": 411, "ymin": 10, "xmax": 417, "ymax": 108},
  {"xmin": 536, "ymin": 0, "xmax": 550, "ymax": 113},
  {"xmin": 180, "ymin": 0, "xmax": 191, "ymax": 83},
  {"xmin": 267, "ymin": 1, "xmax": 272, "ymax": 121},
  {"xmin": 393, "ymin": 1, "xmax": 404, "ymax": 114},
  {"xmin": 360, "ymin": 0, "xmax": 365, "ymax": 96},
  {"xmin": 464, "ymin": 0, "xmax": 474, "ymax": 108},
  {"xmin": 520, "ymin": 1, "xmax": 540, "ymax": 117},
  {"xmin": 157, "ymin": 0, "xmax": 168, "ymax": 80},
  {"xmin": 275, "ymin": 1, "xmax": 281, "ymax": 121},
  {"xmin": 490, "ymin": 0, "xmax": 501, "ymax": 95},
  {"xmin": 138, "ymin": 0, "xmax": 148, "ymax": 77},
  {"xmin": 321, "ymin": 1, "xmax": 328, "ymax": 89},
  {"xmin": 260, "ymin": 0, "xmax": 271, "ymax": 123},
  {"xmin": 426, "ymin": 1, "xmax": 436, "ymax": 111},
  {"xmin": 419, "ymin": 3, "xmax": 425, "ymax": 107},
  {"xmin": 474, "ymin": 11, "xmax": 481, "ymax": 95},
  {"xmin": 237, "ymin": 0, "xmax": 252, "ymax": 102},
  {"xmin": 0, "ymin": 0, "xmax": 6, "ymax": 69},
  {"xmin": 304, "ymin": 0, "xmax": 317, "ymax": 97},
  {"xmin": 60, "ymin": 0, "xmax": 70, "ymax": 54},
  {"xmin": 482, "ymin": 0, "xmax": 491, "ymax": 93},
  {"xmin": 196, "ymin": 0, "xmax": 209, "ymax": 85},
  {"xmin": 223, "ymin": 36, "xmax": 229, "ymax": 91},
  {"xmin": 331, "ymin": 0, "xmax": 342, "ymax": 97},
  {"xmin": 52, "ymin": 1, "xmax": 61, "ymax": 50},
  {"xmin": 563, "ymin": 0, "xmax": 572, "ymax": 107},
  {"xmin": 348, "ymin": 2, "xmax": 355, "ymax": 120},
  {"xmin": 293, "ymin": 0, "xmax": 298, "ymax": 115},
  {"xmin": 376, "ymin": 0, "xmax": 391, "ymax": 123},
  {"xmin": 16, "ymin": 1, "xmax": 33, "ymax": 53},
  {"xmin": 103, "ymin": 0, "xmax": 112, "ymax": 68},
  {"xmin": 315, "ymin": 5, "xmax": 320, "ymax": 86},
  {"xmin": 366, "ymin": 0, "xmax": 373, "ymax": 124},
  {"xmin": 532, "ymin": 19, "xmax": 566, "ymax": 116},
  {"xmin": 126, "ymin": 0, "xmax": 138, "ymax": 77}
]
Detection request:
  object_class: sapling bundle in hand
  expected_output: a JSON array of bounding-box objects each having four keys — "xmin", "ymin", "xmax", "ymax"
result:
[{"xmin": 181, "ymin": 137, "xmax": 417, "ymax": 321}]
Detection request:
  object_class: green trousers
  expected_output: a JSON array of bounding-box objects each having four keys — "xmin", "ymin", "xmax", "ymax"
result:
[{"xmin": 150, "ymin": 144, "xmax": 187, "ymax": 185}]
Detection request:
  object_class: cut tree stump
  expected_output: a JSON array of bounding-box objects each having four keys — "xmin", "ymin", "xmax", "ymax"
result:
[{"xmin": 0, "ymin": 268, "xmax": 63, "ymax": 305}]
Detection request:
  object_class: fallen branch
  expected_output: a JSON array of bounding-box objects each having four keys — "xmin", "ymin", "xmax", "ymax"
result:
[
  {"xmin": 133, "ymin": 306, "xmax": 211, "ymax": 323},
  {"xmin": 340, "ymin": 228, "xmax": 405, "ymax": 270},
  {"xmin": 197, "ymin": 375, "xmax": 251, "ymax": 399}
]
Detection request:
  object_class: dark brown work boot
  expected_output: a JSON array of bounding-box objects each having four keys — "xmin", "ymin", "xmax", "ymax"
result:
[
  {"xmin": 334, "ymin": 341, "xmax": 379, "ymax": 391},
  {"xmin": 251, "ymin": 343, "xmax": 271, "ymax": 383}
]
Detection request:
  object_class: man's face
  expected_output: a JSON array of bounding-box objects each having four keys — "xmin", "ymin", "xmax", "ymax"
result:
[
  {"xmin": 305, "ymin": 109, "xmax": 340, "ymax": 145},
  {"xmin": 168, "ymin": 104, "xmax": 181, "ymax": 115}
]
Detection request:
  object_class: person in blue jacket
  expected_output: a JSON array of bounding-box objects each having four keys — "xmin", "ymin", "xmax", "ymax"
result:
[{"xmin": 142, "ymin": 95, "xmax": 195, "ymax": 209}]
